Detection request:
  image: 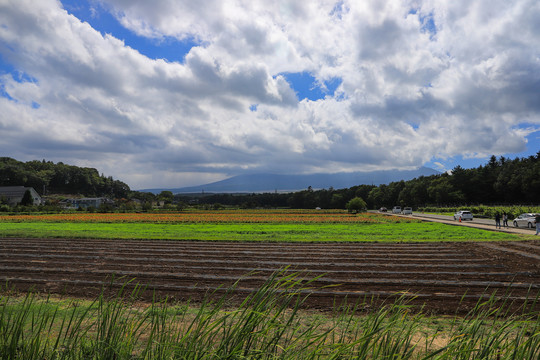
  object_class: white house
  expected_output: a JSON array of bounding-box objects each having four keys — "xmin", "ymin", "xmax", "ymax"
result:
[
  {"xmin": 61, "ymin": 197, "xmax": 114, "ymax": 209},
  {"xmin": 0, "ymin": 186, "xmax": 42, "ymax": 206}
]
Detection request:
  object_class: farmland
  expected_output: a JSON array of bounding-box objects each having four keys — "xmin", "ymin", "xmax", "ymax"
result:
[
  {"xmin": 2, "ymin": 236, "xmax": 540, "ymax": 312},
  {"xmin": 0, "ymin": 210, "xmax": 518, "ymax": 241},
  {"xmin": 0, "ymin": 210, "xmax": 538, "ymax": 312},
  {"xmin": 1, "ymin": 209, "xmax": 540, "ymax": 358}
]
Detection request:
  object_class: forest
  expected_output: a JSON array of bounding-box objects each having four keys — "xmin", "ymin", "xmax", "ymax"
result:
[{"xmin": 0, "ymin": 157, "xmax": 130, "ymax": 199}]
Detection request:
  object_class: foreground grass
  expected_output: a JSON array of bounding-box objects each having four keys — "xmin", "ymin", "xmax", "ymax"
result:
[
  {"xmin": 0, "ymin": 221, "xmax": 518, "ymax": 241},
  {"xmin": 1, "ymin": 273, "xmax": 539, "ymax": 359}
]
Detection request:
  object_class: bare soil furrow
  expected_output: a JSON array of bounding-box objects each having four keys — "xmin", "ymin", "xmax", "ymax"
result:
[
  {"xmin": 505, "ymin": 241, "xmax": 540, "ymax": 254},
  {"xmin": 0, "ymin": 250, "xmax": 482, "ymax": 263},
  {"xmin": 1, "ymin": 276, "xmax": 537, "ymax": 314},
  {"xmin": 0, "ymin": 260, "xmax": 525, "ymax": 278},
  {"xmin": 478, "ymin": 243, "xmax": 540, "ymax": 261},
  {"xmin": 0, "ymin": 246, "xmax": 471, "ymax": 259},
  {"xmin": 3, "ymin": 265, "xmax": 538, "ymax": 291},
  {"xmin": 0, "ymin": 241, "xmax": 485, "ymax": 257},
  {"xmin": 2, "ymin": 238, "xmax": 539, "ymax": 314},
  {"xmin": 0, "ymin": 252, "xmax": 498, "ymax": 269}
]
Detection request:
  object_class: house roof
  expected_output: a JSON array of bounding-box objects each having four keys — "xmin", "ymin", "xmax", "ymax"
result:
[{"xmin": 0, "ymin": 186, "xmax": 39, "ymax": 197}]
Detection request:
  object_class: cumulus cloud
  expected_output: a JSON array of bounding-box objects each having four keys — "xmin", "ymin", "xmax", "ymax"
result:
[{"xmin": 0, "ymin": 0, "xmax": 539, "ymax": 188}]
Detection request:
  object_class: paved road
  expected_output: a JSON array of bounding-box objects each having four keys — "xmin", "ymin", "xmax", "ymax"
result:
[
  {"xmin": 376, "ymin": 211, "xmax": 538, "ymax": 236},
  {"xmin": 413, "ymin": 213, "xmax": 496, "ymax": 226}
]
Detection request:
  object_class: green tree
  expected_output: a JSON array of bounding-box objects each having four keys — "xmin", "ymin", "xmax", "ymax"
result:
[
  {"xmin": 212, "ymin": 203, "xmax": 224, "ymax": 210},
  {"xmin": 158, "ymin": 191, "xmax": 174, "ymax": 204},
  {"xmin": 142, "ymin": 202, "xmax": 153, "ymax": 211},
  {"xmin": 368, "ymin": 186, "xmax": 385, "ymax": 208},
  {"xmin": 20, "ymin": 189, "xmax": 34, "ymax": 206},
  {"xmin": 346, "ymin": 197, "xmax": 367, "ymax": 213}
]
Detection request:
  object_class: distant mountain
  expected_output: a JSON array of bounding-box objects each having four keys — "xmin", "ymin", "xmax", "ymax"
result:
[{"xmin": 139, "ymin": 167, "xmax": 440, "ymax": 194}]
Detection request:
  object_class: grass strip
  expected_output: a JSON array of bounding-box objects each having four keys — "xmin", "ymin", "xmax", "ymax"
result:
[{"xmin": 0, "ymin": 221, "xmax": 518, "ymax": 242}]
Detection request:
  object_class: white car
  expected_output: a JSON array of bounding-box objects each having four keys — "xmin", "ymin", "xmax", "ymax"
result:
[
  {"xmin": 392, "ymin": 206, "xmax": 401, "ymax": 214},
  {"xmin": 454, "ymin": 210, "xmax": 473, "ymax": 221},
  {"xmin": 401, "ymin": 207, "xmax": 413, "ymax": 215},
  {"xmin": 513, "ymin": 213, "xmax": 538, "ymax": 228}
]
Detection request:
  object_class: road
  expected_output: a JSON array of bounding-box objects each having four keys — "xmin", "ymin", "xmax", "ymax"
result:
[{"xmin": 391, "ymin": 212, "xmax": 537, "ymax": 235}]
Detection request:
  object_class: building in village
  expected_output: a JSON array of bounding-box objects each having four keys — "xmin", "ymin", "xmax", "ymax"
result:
[
  {"xmin": 0, "ymin": 186, "xmax": 42, "ymax": 206},
  {"xmin": 60, "ymin": 197, "xmax": 114, "ymax": 209}
]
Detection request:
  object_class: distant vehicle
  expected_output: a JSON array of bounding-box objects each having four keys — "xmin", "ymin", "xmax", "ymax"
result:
[
  {"xmin": 513, "ymin": 213, "xmax": 538, "ymax": 228},
  {"xmin": 454, "ymin": 210, "xmax": 473, "ymax": 221},
  {"xmin": 392, "ymin": 206, "xmax": 401, "ymax": 214},
  {"xmin": 379, "ymin": 207, "xmax": 387, "ymax": 212},
  {"xmin": 401, "ymin": 207, "xmax": 413, "ymax": 215}
]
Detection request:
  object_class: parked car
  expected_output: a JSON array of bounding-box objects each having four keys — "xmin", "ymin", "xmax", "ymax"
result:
[
  {"xmin": 513, "ymin": 213, "xmax": 539, "ymax": 228},
  {"xmin": 379, "ymin": 207, "xmax": 387, "ymax": 212},
  {"xmin": 454, "ymin": 210, "xmax": 473, "ymax": 221},
  {"xmin": 401, "ymin": 207, "xmax": 413, "ymax": 215},
  {"xmin": 392, "ymin": 206, "xmax": 401, "ymax": 214}
]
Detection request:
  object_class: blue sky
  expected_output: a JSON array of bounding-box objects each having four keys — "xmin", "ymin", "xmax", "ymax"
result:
[
  {"xmin": 1, "ymin": 0, "xmax": 539, "ymax": 188},
  {"xmin": 60, "ymin": 0, "xmax": 195, "ymax": 64}
]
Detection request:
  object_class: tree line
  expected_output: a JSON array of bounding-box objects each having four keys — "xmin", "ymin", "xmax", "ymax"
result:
[
  {"xmin": 0, "ymin": 157, "xmax": 130, "ymax": 199},
  {"xmin": 384, "ymin": 153, "xmax": 540, "ymax": 208}
]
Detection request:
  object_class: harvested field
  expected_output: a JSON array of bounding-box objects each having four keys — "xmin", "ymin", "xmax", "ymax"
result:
[{"xmin": 1, "ymin": 238, "xmax": 540, "ymax": 314}]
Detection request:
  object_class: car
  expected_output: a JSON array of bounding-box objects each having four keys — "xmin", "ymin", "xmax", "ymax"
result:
[
  {"xmin": 379, "ymin": 207, "xmax": 387, "ymax": 212},
  {"xmin": 392, "ymin": 206, "xmax": 401, "ymax": 214},
  {"xmin": 513, "ymin": 213, "xmax": 539, "ymax": 228},
  {"xmin": 454, "ymin": 210, "xmax": 473, "ymax": 221},
  {"xmin": 401, "ymin": 207, "xmax": 413, "ymax": 215}
]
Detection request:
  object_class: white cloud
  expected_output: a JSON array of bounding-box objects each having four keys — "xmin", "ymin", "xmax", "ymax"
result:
[{"xmin": 0, "ymin": 0, "xmax": 539, "ymax": 189}]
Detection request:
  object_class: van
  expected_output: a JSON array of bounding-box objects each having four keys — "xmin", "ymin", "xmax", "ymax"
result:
[
  {"xmin": 402, "ymin": 207, "xmax": 413, "ymax": 215},
  {"xmin": 392, "ymin": 206, "xmax": 401, "ymax": 214}
]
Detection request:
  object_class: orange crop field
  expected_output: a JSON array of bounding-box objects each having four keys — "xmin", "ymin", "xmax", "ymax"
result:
[{"xmin": 0, "ymin": 210, "xmax": 418, "ymax": 224}]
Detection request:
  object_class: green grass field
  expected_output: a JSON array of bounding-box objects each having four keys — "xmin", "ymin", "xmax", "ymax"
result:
[{"xmin": 0, "ymin": 219, "xmax": 518, "ymax": 241}]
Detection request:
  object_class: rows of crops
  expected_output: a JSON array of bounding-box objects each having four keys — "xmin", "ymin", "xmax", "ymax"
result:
[
  {"xmin": 0, "ymin": 210, "xmax": 516, "ymax": 241},
  {"xmin": 0, "ymin": 210, "xmax": 420, "ymax": 224}
]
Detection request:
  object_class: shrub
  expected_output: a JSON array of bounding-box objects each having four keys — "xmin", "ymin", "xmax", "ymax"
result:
[{"xmin": 346, "ymin": 197, "xmax": 367, "ymax": 213}]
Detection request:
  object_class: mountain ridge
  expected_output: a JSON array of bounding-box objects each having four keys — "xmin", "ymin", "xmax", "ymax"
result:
[{"xmin": 139, "ymin": 167, "xmax": 441, "ymax": 194}]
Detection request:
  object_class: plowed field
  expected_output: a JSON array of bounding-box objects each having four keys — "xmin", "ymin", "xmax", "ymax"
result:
[{"xmin": 1, "ymin": 238, "xmax": 540, "ymax": 314}]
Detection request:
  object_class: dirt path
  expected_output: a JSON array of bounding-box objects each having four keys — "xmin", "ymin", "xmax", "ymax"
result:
[{"xmin": 1, "ymin": 238, "xmax": 539, "ymax": 314}]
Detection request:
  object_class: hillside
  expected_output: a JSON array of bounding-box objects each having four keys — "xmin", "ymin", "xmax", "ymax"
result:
[{"xmin": 0, "ymin": 157, "xmax": 130, "ymax": 198}]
